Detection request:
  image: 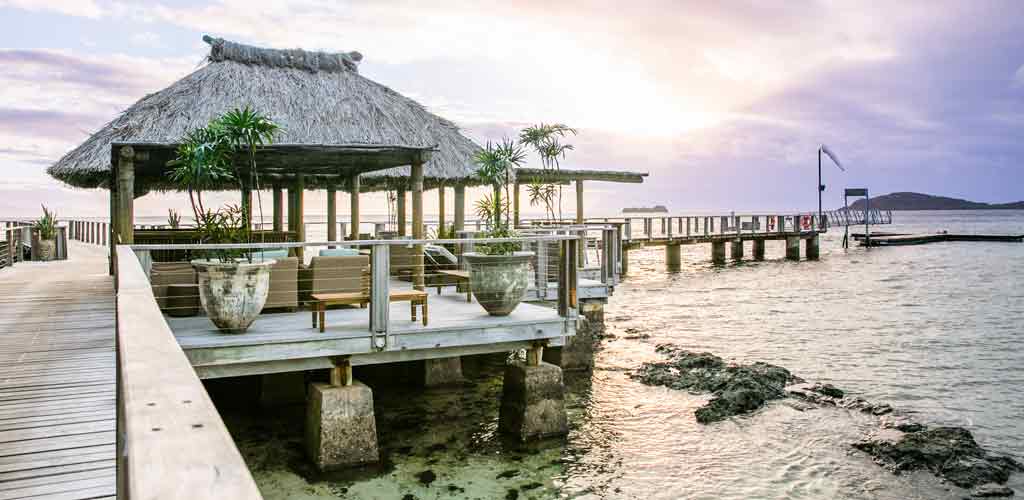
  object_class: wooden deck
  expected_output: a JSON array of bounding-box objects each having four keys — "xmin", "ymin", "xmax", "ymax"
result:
[
  {"xmin": 167, "ymin": 286, "xmax": 570, "ymax": 379},
  {"xmin": 0, "ymin": 242, "xmax": 116, "ymax": 499}
]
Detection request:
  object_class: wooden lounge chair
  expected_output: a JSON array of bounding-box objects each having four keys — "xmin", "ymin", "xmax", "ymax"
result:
[{"xmin": 299, "ymin": 255, "xmax": 370, "ymax": 306}]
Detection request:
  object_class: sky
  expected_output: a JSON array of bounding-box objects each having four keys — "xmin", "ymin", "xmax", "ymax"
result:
[{"xmin": 1, "ymin": 0, "xmax": 1022, "ymax": 218}]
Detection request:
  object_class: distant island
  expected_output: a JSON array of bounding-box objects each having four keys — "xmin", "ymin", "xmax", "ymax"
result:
[
  {"xmin": 848, "ymin": 192, "xmax": 1024, "ymax": 211},
  {"xmin": 623, "ymin": 205, "xmax": 669, "ymax": 214}
]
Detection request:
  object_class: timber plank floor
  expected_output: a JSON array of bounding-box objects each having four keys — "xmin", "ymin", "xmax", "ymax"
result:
[{"xmin": 0, "ymin": 242, "xmax": 115, "ymax": 499}]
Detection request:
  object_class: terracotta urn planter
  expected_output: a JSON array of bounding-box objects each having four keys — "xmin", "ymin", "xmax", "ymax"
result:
[{"xmin": 191, "ymin": 259, "xmax": 274, "ymax": 333}]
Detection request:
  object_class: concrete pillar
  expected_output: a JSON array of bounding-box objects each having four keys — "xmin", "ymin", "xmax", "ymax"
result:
[
  {"xmin": 499, "ymin": 359, "xmax": 568, "ymax": 441},
  {"xmin": 805, "ymin": 234, "xmax": 820, "ymax": 260},
  {"xmin": 730, "ymin": 240, "xmax": 744, "ymax": 260},
  {"xmin": 437, "ymin": 185, "xmax": 446, "ymax": 236},
  {"xmin": 396, "ymin": 188, "xmax": 407, "ymax": 236},
  {"xmin": 349, "ymin": 175, "xmax": 360, "ymax": 241},
  {"xmin": 453, "ymin": 184, "xmax": 465, "ymax": 232},
  {"xmin": 423, "ymin": 357, "xmax": 463, "ymax": 386},
  {"xmin": 259, "ymin": 372, "xmax": 306, "ymax": 407},
  {"xmin": 786, "ymin": 236, "xmax": 801, "ymax": 260},
  {"xmin": 272, "ymin": 185, "xmax": 283, "ymax": 232},
  {"xmin": 305, "ymin": 379, "xmax": 379, "ymax": 470},
  {"xmin": 666, "ymin": 243, "xmax": 681, "ymax": 272},
  {"xmin": 711, "ymin": 241, "xmax": 726, "ymax": 265},
  {"xmin": 327, "ymin": 187, "xmax": 337, "ymax": 245},
  {"xmin": 544, "ymin": 299, "xmax": 602, "ymax": 371},
  {"xmin": 753, "ymin": 239, "xmax": 766, "ymax": 261}
]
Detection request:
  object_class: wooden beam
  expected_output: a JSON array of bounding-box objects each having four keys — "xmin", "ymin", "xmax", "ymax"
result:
[
  {"xmin": 327, "ymin": 187, "xmax": 337, "ymax": 247},
  {"xmin": 411, "ymin": 161, "xmax": 424, "ymax": 290},
  {"xmin": 115, "ymin": 246, "xmax": 262, "ymax": 499},
  {"xmin": 396, "ymin": 188, "xmax": 406, "ymax": 236},
  {"xmin": 453, "ymin": 184, "xmax": 465, "ymax": 232},
  {"xmin": 437, "ymin": 185, "xmax": 446, "ymax": 236},
  {"xmin": 514, "ymin": 167, "xmax": 647, "ymax": 184},
  {"xmin": 272, "ymin": 185, "xmax": 283, "ymax": 232},
  {"xmin": 349, "ymin": 175, "xmax": 360, "ymax": 240}
]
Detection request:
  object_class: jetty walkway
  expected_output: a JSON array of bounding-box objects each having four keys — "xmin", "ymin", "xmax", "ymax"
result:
[{"xmin": 0, "ymin": 242, "xmax": 115, "ymax": 499}]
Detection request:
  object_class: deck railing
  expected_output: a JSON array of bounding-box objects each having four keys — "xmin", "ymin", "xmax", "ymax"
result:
[
  {"xmin": 67, "ymin": 219, "xmax": 110, "ymax": 246},
  {"xmin": 114, "ymin": 245, "xmax": 262, "ymax": 499},
  {"xmin": 523, "ymin": 214, "xmax": 828, "ymax": 241},
  {"xmin": 130, "ymin": 235, "xmax": 582, "ymax": 330}
]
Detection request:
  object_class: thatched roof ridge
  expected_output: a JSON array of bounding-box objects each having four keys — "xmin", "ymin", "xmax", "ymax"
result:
[{"xmin": 48, "ymin": 36, "xmax": 482, "ymax": 191}]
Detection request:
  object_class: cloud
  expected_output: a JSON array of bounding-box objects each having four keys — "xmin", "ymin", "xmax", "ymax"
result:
[{"xmin": 0, "ymin": 0, "xmax": 103, "ymax": 18}]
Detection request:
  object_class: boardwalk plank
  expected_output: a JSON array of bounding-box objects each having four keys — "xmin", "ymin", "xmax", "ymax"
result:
[{"xmin": 0, "ymin": 243, "xmax": 115, "ymax": 499}]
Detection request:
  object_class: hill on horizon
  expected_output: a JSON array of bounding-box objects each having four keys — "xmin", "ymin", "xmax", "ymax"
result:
[{"xmin": 847, "ymin": 192, "xmax": 1024, "ymax": 211}]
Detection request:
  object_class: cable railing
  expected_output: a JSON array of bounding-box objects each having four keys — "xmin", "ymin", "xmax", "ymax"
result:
[{"xmin": 128, "ymin": 235, "xmax": 582, "ymax": 342}]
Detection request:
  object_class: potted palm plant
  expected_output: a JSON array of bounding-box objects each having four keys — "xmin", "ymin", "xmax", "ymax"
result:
[
  {"xmin": 464, "ymin": 140, "xmax": 535, "ymax": 316},
  {"xmin": 32, "ymin": 205, "xmax": 58, "ymax": 261},
  {"xmin": 171, "ymin": 107, "xmax": 280, "ymax": 333}
]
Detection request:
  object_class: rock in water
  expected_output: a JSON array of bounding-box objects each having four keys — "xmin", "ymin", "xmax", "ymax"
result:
[
  {"xmin": 852, "ymin": 427, "xmax": 1023, "ymax": 489},
  {"xmin": 631, "ymin": 346, "xmax": 801, "ymax": 423},
  {"xmin": 972, "ymin": 483, "xmax": 1015, "ymax": 497}
]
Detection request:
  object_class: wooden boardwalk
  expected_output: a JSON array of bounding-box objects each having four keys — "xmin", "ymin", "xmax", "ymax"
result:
[{"xmin": 0, "ymin": 242, "xmax": 116, "ymax": 499}]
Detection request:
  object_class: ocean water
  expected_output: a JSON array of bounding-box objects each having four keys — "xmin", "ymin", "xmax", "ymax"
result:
[{"xmin": 222, "ymin": 210, "xmax": 1024, "ymax": 499}]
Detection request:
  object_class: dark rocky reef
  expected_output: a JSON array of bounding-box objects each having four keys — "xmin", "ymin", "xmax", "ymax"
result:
[
  {"xmin": 632, "ymin": 345, "xmax": 1022, "ymax": 493},
  {"xmin": 630, "ymin": 346, "xmax": 802, "ymax": 423},
  {"xmin": 852, "ymin": 427, "xmax": 1023, "ymax": 490}
]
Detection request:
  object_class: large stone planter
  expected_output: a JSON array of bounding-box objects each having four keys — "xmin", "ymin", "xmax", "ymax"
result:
[
  {"xmin": 192, "ymin": 259, "xmax": 275, "ymax": 333},
  {"xmin": 464, "ymin": 252, "xmax": 534, "ymax": 316},
  {"xmin": 33, "ymin": 239, "xmax": 56, "ymax": 262}
]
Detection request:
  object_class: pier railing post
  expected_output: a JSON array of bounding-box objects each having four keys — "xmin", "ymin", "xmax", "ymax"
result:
[
  {"xmin": 534, "ymin": 235, "xmax": 548, "ymax": 296},
  {"xmin": 370, "ymin": 243, "xmax": 390, "ymax": 349},
  {"xmin": 558, "ymin": 238, "xmax": 579, "ymax": 319}
]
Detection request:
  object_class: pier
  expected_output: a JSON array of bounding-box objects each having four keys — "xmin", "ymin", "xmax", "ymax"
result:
[{"xmin": 0, "ymin": 242, "xmax": 116, "ymax": 499}]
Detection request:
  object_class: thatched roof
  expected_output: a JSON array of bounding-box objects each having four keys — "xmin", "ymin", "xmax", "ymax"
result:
[{"xmin": 48, "ymin": 36, "xmax": 482, "ymax": 192}]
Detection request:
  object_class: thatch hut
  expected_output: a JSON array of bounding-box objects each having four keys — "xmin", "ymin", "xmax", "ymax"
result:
[{"xmin": 48, "ymin": 36, "xmax": 484, "ymax": 243}]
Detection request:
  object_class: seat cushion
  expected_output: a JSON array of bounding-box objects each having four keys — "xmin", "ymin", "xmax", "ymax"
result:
[{"xmin": 319, "ymin": 248, "xmax": 360, "ymax": 257}]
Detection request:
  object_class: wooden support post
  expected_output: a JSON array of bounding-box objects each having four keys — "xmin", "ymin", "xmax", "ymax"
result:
[
  {"xmin": 331, "ymin": 360, "xmax": 353, "ymax": 387},
  {"xmin": 349, "ymin": 175, "xmax": 360, "ymax": 240},
  {"xmin": 116, "ymin": 147, "xmax": 135, "ymax": 246},
  {"xmin": 291, "ymin": 175, "xmax": 305, "ymax": 261},
  {"xmin": 411, "ymin": 161, "xmax": 425, "ymax": 290},
  {"xmin": 526, "ymin": 345, "xmax": 543, "ymax": 366},
  {"xmin": 272, "ymin": 185, "xmax": 283, "ymax": 232},
  {"xmin": 575, "ymin": 180, "xmax": 584, "ymax": 224},
  {"xmin": 438, "ymin": 185, "xmax": 446, "ymax": 236},
  {"xmin": 666, "ymin": 243, "xmax": 681, "ymax": 272},
  {"xmin": 327, "ymin": 187, "xmax": 337, "ymax": 247},
  {"xmin": 753, "ymin": 239, "xmax": 766, "ymax": 260},
  {"xmin": 621, "ymin": 245, "xmax": 629, "ymax": 276},
  {"xmin": 453, "ymin": 184, "xmax": 465, "ymax": 232},
  {"xmin": 241, "ymin": 183, "xmax": 252, "ymax": 229},
  {"xmin": 396, "ymin": 188, "xmax": 407, "ymax": 236},
  {"xmin": 513, "ymin": 181, "xmax": 521, "ymax": 228}
]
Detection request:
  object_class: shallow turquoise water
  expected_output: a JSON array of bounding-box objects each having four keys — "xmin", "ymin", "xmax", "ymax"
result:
[{"xmin": 223, "ymin": 210, "xmax": 1024, "ymax": 499}]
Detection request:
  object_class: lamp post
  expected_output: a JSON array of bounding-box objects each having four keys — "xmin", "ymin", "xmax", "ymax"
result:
[{"xmin": 818, "ymin": 144, "xmax": 845, "ymax": 228}]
